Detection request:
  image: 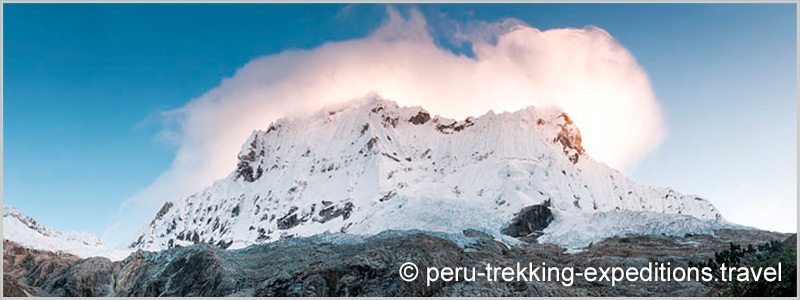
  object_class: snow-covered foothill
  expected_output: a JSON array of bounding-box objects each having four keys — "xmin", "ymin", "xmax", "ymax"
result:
[{"xmin": 3, "ymin": 206, "xmax": 131, "ymax": 260}]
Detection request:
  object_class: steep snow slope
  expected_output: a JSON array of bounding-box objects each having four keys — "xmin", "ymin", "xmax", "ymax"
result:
[
  {"xmin": 131, "ymin": 95, "xmax": 724, "ymax": 251},
  {"xmin": 3, "ymin": 206, "xmax": 130, "ymax": 260}
]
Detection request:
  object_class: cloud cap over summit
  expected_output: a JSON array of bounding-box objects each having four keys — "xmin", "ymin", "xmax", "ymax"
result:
[{"xmin": 107, "ymin": 7, "xmax": 664, "ymax": 247}]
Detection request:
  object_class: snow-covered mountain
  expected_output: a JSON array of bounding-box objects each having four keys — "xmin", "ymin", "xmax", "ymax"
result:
[
  {"xmin": 130, "ymin": 94, "xmax": 726, "ymax": 251},
  {"xmin": 3, "ymin": 206, "xmax": 129, "ymax": 260}
]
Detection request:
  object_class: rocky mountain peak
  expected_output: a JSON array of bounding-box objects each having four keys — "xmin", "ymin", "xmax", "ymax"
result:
[{"xmin": 131, "ymin": 94, "xmax": 723, "ymax": 251}]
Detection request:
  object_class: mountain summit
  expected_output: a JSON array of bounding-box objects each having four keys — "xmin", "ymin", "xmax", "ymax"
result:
[{"xmin": 130, "ymin": 95, "xmax": 725, "ymax": 251}]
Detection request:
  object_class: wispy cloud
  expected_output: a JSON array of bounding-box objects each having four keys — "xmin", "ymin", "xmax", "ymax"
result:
[{"xmin": 104, "ymin": 6, "xmax": 664, "ymax": 247}]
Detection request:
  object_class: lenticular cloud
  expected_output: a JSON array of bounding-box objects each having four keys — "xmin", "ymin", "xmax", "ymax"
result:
[{"xmin": 105, "ymin": 7, "xmax": 665, "ymax": 247}]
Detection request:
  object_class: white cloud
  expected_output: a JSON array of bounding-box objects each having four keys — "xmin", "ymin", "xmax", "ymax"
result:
[{"xmin": 104, "ymin": 7, "xmax": 665, "ymax": 247}]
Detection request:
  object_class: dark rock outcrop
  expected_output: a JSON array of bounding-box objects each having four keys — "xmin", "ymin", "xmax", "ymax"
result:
[
  {"xmin": 316, "ymin": 202, "xmax": 354, "ymax": 223},
  {"xmin": 409, "ymin": 111, "xmax": 431, "ymax": 125},
  {"xmin": 153, "ymin": 202, "xmax": 173, "ymax": 222},
  {"xmin": 501, "ymin": 205, "xmax": 554, "ymax": 238}
]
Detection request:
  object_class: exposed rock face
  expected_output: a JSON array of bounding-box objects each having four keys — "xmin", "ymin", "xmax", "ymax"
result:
[
  {"xmin": 502, "ymin": 204, "xmax": 554, "ymax": 237},
  {"xmin": 3, "ymin": 240, "xmax": 81, "ymax": 296},
  {"xmin": 42, "ymin": 257, "xmax": 117, "ymax": 297},
  {"xmin": 5, "ymin": 229, "xmax": 794, "ymax": 297},
  {"xmin": 154, "ymin": 202, "xmax": 174, "ymax": 220},
  {"xmin": 553, "ymin": 113, "xmax": 585, "ymax": 164}
]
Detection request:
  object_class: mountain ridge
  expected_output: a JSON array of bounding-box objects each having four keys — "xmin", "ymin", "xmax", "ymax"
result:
[{"xmin": 2, "ymin": 206, "xmax": 129, "ymax": 260}]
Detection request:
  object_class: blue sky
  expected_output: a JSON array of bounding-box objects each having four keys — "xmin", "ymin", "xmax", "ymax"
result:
[{"xmin": 4, "ymin": 4, "xmax": 796, "ymax": 237}]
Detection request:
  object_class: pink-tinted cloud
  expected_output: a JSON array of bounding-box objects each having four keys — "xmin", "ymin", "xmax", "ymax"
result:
[{"xmin": 104, "ymin": 7, "xmax": 664, "ymax": 247}]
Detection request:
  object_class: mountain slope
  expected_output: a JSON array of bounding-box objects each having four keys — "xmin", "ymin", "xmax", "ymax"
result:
[
  {"xmin": 3, "ymin": 206, "xmax": 129, "ymax": 260},
  {"xmin": 130, "ymin": 95, "xmax": 724, "ymax": 251}
]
